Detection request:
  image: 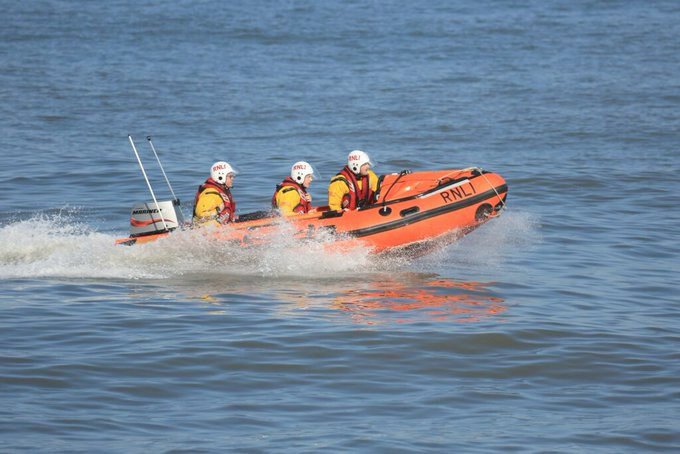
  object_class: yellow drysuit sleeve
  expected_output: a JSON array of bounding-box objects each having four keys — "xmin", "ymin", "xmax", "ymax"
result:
[
  {"xmin": 193, "ymin": 190, "xmax": 225, "ymax": 227},
  {"xmin": 328, "ymin": 178, "xmax": 349, "ymax": 211},
  {"xmin": 275, "ymin": 187, "xmax": 303, "ymax": 217}
]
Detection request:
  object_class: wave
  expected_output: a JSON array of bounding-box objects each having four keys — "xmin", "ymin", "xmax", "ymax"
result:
[
  {"xmin": 416, "ymin": 208, "xmax": 541, "ymax": 272},
  {"xmin": 0, "ymin": 210, "xmax": 538, "ymax": 280},
  {"xmin": 0, "ymin": 213, "xmax": 375, "ymax": 280}
]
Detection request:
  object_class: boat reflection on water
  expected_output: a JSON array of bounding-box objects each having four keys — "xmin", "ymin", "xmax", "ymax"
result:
[
  {"xmin": 164, "ymin": 272, "xmax": 506, "ymax": 325},
  {"xmin": 327, "ymin": 275, "xmax": 506, "ymax": 325}
]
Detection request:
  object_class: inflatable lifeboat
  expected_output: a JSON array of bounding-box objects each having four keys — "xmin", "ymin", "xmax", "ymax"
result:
[{"xmin": 116, "ymin": 167, "xmax": 508, "ymax": 256}]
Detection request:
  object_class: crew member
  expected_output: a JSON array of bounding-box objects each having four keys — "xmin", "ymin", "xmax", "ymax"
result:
[
  {"xmin": 192, "ymin": 161, "xmax": 237, "ymax": 226},
  {"xmin": 328, "ymin": 150, "xmax": 378, "ymax": 211},
  {"xmin": 272, "ymin": 161, "xmax": 315, "ymax": 216}
]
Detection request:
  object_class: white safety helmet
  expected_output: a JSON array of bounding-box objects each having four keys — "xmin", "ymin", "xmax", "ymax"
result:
[
  {"xmin": 347, "ymin": 150, "xmax": 372, "ymax": 175},
  {"xmin": 210, "ymin": 161, "xmax": 237, "ymax": 184},
  {"xmin": 291, "ymin": 161, "xmax": 315, "ymax": 184}
]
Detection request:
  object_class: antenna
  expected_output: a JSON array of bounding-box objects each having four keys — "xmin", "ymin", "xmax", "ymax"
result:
[
  {"xmin": 146, "ymin": 136, "xmax": 179, "ymax": 204},
  {"xmin": 128, "ymin": 135, "xmax": 169, "ymax": 231}
]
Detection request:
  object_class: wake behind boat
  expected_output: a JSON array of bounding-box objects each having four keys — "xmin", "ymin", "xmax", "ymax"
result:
[{"xmin": 116, "ymin": 136, "xmax": 508, "ymax": 256}]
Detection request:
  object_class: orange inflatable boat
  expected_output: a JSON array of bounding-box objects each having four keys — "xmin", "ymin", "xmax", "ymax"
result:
[{"xmin": 116, "ymin": 167, "xmax": 508, "ymax": 256}]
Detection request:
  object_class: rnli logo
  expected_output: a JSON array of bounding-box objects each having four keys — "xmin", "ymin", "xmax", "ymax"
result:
[
  {"xmin": 293, "ymin": 164, "xmax": 306, "ymax": 170},
  {"xmin": 212, "ymin": 164, "xmax": 226, "ymax": 171},
  {"xmin": 440, "ymin": 181, "xmax": 477, "ymax": 203},
  {"xmin": 349, "ymin": 154, "xmax": 361, "ymax": 161}
]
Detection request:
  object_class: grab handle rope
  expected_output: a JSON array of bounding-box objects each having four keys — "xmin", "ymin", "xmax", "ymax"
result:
[{"xmin": 472, "ymin": 167, "xmax": 507, "ymax": 217}]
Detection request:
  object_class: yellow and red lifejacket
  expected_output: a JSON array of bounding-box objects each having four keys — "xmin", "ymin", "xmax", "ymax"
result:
[
  {"xmin": 271, "ymin": 177, "xmax": 311, "ymax": 214},
  {"xmin": 331, "ymin": 166, "xmax": 375, "ymax": 210},
  {"xmin": 193, "ymin": 178, "xmax": 236, "ymax": 223}
]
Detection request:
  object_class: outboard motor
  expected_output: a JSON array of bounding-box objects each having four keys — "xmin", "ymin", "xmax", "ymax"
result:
[{"xmin": 129, "ymin": 200, "xmax": 184, "ymax": 237}]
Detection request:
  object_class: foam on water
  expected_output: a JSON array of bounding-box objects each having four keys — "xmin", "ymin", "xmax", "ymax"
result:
[
  {"xmin": 0, "ymin": 214, "xmax": 376, "ymax": 280},
  {"xmin": 0, "ymin": 214, "xmax": 159, "ymax": 279},
  {"xmin": 416, "ymin": 209, "xmax": 541, "ymax": 272},
  {"xmin": 0, "ymin": 210, "xmax": 537, "ymax": 280}
]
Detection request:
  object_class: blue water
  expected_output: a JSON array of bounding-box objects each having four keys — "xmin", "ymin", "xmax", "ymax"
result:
[{"xmin": 2, "ymin": 1, "xmax": 679, "ymax": 452}]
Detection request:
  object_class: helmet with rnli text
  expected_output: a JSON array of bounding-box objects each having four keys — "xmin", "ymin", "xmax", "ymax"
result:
[
  {"xmin": 210, "ymin": 161, "xmax": 237, "ymax": 183},
  {"xmin": 348, "ymin": 150, "xmax": 372, "ymax": 175},
  {"xmin": 291, "ymin": 161, "xmax": 314, "ymax": 184}
]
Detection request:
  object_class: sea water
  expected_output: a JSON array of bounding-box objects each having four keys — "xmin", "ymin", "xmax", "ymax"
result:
[{"xmin": 1, "ymin": 1, "xmax": 679, "ymax": 452}]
